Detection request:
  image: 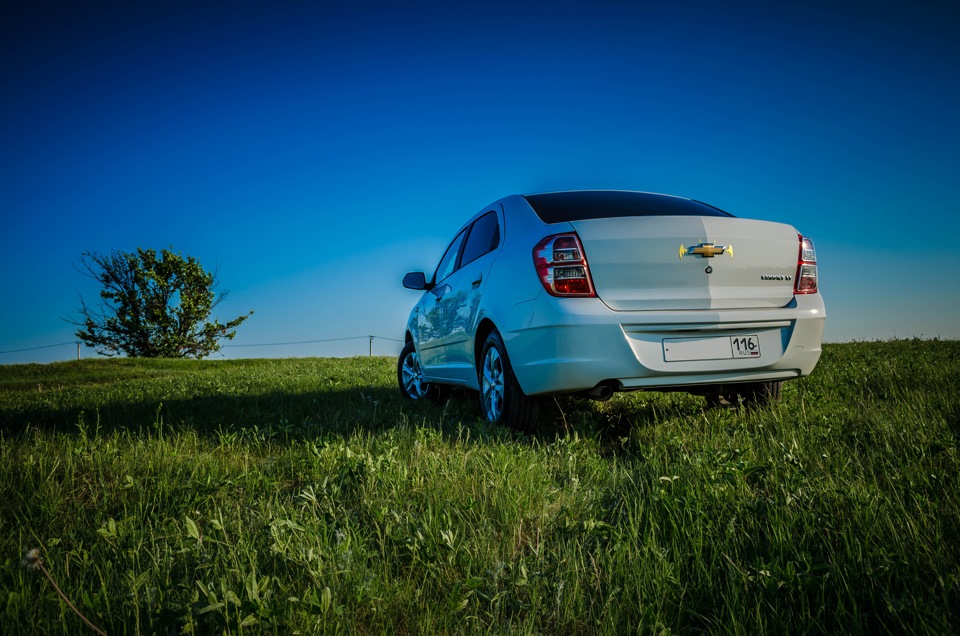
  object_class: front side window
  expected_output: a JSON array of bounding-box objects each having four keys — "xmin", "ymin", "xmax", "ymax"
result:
[
  {"xmin": 433, "ymin": 229, "xmax": 467, "ymax": 283},
  {"xmin": 459, "ymin": 211, "xmax": 501, "ymax": 267}
]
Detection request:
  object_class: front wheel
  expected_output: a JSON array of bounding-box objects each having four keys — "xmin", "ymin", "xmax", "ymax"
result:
[
  {"xmin": 478, "ymin": 331, "xmax": 539, "ymax": 430},
  {"xmin": 397, "ymin": 341, "xmax": 430, "ymax": 400}
]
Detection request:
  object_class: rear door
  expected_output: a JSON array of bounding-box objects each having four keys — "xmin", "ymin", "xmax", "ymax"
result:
[{"xmin": 441, "ymin": 210, "xmax": 502, "ymax": 380}]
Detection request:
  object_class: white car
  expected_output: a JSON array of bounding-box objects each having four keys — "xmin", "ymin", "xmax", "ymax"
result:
[{"xmin": 398, "ymin": 190, "xmax": 825, "ymax": 429}]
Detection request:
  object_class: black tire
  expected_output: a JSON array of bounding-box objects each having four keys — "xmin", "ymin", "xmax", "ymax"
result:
[
  {"xmin": 714, "ymin": 381, "xmax": 783, "ymax": 409},
  {"xmin": 397, "ymin": 341, "xmax": 430, "ymax": 400},
  {"xmin": 478, "ymin": 330, "xmax": 539, "ymax": 430},
  {"xmin": 746, "ymin": 380, "xmax": 782, "ymax": 406}
]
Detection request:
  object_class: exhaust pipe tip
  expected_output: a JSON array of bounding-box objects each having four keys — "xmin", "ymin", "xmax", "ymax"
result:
[{"xmin": 586, "ymin": 382, "xmax": 615, "ymax": 401}]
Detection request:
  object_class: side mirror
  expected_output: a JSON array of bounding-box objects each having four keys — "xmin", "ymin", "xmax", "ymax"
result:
[{"xmin": 402, "ymin": 271, "xmax": 432, "ymax": 291}]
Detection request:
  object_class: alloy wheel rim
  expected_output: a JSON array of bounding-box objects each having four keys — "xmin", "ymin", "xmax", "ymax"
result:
[
  {"xmin": 481, "ymin": 347, "xmax": 504, "ymax": 421},
  {"xmin": 402, "ymin": 351, "xmax": 428, "ymax": 399}
]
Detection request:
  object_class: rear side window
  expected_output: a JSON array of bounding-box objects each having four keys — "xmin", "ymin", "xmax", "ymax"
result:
[
  {"xmin": 524, "ymin": 191, "xmax": 734, "ymax": 223},
  {"xmin": 459, "ymin": 211, "xmax": 501, "ymax": 267}
]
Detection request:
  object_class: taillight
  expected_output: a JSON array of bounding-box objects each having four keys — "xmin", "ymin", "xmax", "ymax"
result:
[
  {"xmin": 795, "ymin": 234, "xmax": 818, "ymax": 294},
  {"xmin": 533, "ymin": 233, "xmax": 596, "ymax": 297}
]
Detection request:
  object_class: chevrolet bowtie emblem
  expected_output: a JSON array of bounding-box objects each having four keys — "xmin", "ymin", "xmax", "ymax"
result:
[{"xmin": 678, "ymin": 241, "xmax": 733, "ymax": 260}]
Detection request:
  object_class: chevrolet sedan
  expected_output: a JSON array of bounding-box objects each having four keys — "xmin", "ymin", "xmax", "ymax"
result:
[{"xmin": 398, "ymin": 190, "xmax": 825, "ymax": 429}]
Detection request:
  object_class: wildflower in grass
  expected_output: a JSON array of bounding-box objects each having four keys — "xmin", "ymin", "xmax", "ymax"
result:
[
  {"xmin": 21, "ymin": 546, "xmax": 107, "ymax": 636},
  {"xmin": 22, "ymin": 547, "xmax": 41, "ymax": 570}
]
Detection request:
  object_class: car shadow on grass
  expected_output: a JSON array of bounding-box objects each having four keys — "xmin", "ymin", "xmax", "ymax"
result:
[
  {"xmin": 1, "ymin": 379, "xmax": 712, "ymax": 447},
  {"xmin": 0, "ymin": 385, "xmax": 449, "ymax": 439}
]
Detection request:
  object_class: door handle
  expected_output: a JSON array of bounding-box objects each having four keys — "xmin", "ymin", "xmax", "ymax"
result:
[{"xmin": 471, "ymin": 274, "xmax": 483, "ymax": 288}]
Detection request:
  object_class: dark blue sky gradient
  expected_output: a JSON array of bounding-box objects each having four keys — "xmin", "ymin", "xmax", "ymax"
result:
[{"xmin": 2, "ymin": 1, "xmax": 958, "ymax": 362}]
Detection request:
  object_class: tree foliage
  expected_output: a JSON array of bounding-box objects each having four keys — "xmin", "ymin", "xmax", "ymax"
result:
[{"xmin": 73, "ymin": 248, "xmax": 253, "ymax": 358}]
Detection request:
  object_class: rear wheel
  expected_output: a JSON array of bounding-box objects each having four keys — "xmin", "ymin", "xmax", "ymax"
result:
[
  {"xmin": 746, "ymin": 380, "xmax": 782, "ymax": 406},
  {"xmin": 397, "ymin": 341, "xmax": 429, "ymax": 400},
  {"xmin": 479, "ymin": 331, "xmax": 539, "ymax": 430}
]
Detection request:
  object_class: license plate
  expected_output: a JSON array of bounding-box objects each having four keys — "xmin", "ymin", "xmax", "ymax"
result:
[{"xmin": 663, "ymin": 335, "xmax": 761, "ymax": 362}]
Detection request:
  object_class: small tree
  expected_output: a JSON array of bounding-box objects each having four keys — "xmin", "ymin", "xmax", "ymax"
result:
[{"xmin": 72, "ymin": 248, "xmax": 253, "ymax": 358}]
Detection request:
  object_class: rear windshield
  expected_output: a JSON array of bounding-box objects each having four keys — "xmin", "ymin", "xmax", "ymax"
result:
[{"xmin": 523, "ymin": 191, "xmax": 734, "ymax": 223}]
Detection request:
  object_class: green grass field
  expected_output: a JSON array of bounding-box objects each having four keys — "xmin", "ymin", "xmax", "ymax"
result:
[{"xmin": 1, "ymin": 340, "xmax": 958, "ymax": 634}]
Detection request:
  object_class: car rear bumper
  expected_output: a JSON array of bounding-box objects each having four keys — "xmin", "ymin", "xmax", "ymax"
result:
[{"xmin": 502, "ymin": 292, "xmax": 826, "ymax": 396}]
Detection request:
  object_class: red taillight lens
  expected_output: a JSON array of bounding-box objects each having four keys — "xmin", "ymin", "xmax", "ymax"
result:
[
  {"xmin": 533, "ymin": 233, "xmax": 596, "ymax": 297},
  {"xmin": 794, "ymin": 235, "xmax": 818, "ymax": 294}
]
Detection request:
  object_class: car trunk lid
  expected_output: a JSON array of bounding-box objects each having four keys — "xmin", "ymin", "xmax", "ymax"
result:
[{"xmin": 570, "ymin": 215, "xmax": 799, "ymax": 311}]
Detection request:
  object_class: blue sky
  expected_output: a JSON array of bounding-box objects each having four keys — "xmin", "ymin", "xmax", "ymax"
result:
[{"xmin": 2, "ymin": 0, "xmax": 958, "ymax": 364}]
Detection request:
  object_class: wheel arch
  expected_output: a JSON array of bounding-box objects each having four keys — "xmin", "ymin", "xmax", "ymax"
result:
[{"xmin": 473, "ymin": 318, "xmax": 498, "ymax": 373}]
